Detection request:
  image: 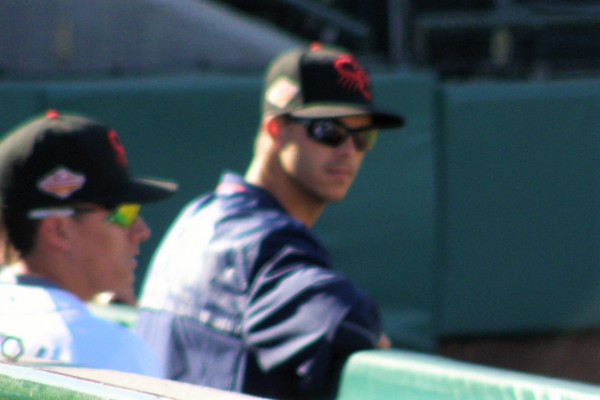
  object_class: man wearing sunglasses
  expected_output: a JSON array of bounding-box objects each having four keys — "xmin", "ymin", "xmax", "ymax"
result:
[
  {"xmin": 0, "ymin": 110, "xmax": 177, "ymax": 376},
  {"xmin": 138, "ymin": 43, "xmax": 405, "ymax": 398}
]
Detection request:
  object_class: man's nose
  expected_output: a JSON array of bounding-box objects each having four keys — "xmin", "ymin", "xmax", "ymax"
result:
[{"xmin": 131, "ymin": 217, "xmax": 151, "ymax": 243}]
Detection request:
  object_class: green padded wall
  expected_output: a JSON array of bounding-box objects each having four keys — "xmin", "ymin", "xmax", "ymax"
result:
[
  {"xmin": 337, "ymin": 350, "xmax": 600, "ymax": 400},
  {"xmin": 4, "ymin": 73, "xmax": 598, "ymax": 348},
  {"xmin": 438, "ymin": 80, "xmax": 600, "ymax": 336}
]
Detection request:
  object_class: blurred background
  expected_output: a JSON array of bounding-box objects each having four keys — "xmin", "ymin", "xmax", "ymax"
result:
[
  {"xmin": 0, "ymin": 1, "xmax": 599, "ymax": 79},
  {"xmin": 0, "ymin": 0, "xmax": 599, "ymax": 387}
]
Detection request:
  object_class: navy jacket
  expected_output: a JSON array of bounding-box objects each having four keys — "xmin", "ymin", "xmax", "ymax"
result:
[{"xmin": 137, "ymin": 172, "xmax": 382, "ymax": 399}]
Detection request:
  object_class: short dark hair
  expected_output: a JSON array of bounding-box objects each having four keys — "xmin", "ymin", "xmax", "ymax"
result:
[{"xmin": 2, "ymin": 208, "xmax": 40, "ymax": 257}]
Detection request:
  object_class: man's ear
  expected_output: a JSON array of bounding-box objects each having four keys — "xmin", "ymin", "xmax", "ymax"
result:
[
  {"xmin": 38, "ymin": 218, "xmax": 73, "ymax": 252},
  {"xmin": 265, "ymin": 115, "xmax": 282, "ymax": 139}
]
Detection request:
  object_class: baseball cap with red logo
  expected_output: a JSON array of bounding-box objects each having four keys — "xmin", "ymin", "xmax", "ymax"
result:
[
  {"xmin": 0, "ymin": 110, "xmax": 177, "ymax": 213},
  {"xmin": 262, "ymin": 42, "xmax": 404, "ymax": 128}
]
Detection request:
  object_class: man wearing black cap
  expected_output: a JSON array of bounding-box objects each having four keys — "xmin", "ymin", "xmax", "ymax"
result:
[
  {"xmin": 0, "ymin": 110, "xmax": 176, "ymax": 376},
  {"xmin": 138, "ymin": 43, "xmax": 405, "ymax": 398}
]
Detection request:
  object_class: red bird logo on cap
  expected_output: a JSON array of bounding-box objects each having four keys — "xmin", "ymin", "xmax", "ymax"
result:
[
  {"xmin": 334, "ymin": 55, "xmax": 372, "ymax": 100},
  {"xmin": 108, "ymin": 130, "xmax": 128, "ymax": 168}
]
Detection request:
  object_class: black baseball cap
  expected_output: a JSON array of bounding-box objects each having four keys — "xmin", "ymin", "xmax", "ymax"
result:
[
  {"xmin": 0, "ymin": 110, "xmax": 177, "ymax": 212},
  {"xmin": 262, "ymin": 43, "xmax": 404, "ymax": 129}
]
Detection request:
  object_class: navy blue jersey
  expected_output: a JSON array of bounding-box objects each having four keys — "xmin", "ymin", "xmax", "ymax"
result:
[{"xmin": 137, "ymin": 172, "xmax": 382, "ymax": 399}]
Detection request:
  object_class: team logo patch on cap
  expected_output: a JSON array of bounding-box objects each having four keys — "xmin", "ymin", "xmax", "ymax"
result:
[
  {"xmin": 266, "ymin": 77, "xmax": 299, "ymax": 109},
  {"xmin": 37, "ymin": 166, "xmax": 86, "ymax": 199},
  {"xmin": 334, "ymin": 55, "xmax": 372, "ymax": 100}
]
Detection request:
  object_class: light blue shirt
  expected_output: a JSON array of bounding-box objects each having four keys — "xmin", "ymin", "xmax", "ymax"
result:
[{"xmin": 0, "ymin": 271, "xmax": 162, "ymax": 378}]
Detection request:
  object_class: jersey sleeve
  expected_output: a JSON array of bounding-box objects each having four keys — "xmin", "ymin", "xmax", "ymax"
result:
[{"xmin": 243, "ymin": 239, "xmax": 382, "ymax": 394}]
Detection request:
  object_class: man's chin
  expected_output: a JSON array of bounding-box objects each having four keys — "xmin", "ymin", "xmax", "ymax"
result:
[{"xmin": 325, "ymin": 190, "xmax": 350, "ymax": 203}]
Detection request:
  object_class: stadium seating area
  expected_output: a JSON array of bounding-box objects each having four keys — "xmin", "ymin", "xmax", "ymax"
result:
[{"xmin": 217, "ymin": 0, "xmax": 600, "ymax": 79}]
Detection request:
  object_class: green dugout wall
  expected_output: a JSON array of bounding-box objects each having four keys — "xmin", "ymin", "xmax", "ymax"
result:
[
  {"xmin": 438, "ymin": 80, "xmax": 600, "ymax": 337},
  {"xmin": 0, "ymin": 73, "xmax": 598, "ymax": 350}
]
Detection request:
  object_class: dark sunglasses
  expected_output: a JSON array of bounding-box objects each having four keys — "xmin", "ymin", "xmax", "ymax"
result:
[
  {"xmin": 288, "ymin": 117, "xmax": 379, "ymax": 152},
  {"xmin": 28, "ymin": 203, "xmax": 141, "ymax": 229}
]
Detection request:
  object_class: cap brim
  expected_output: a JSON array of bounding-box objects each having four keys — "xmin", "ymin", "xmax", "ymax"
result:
[
  {"xmin": 111, "ymin": 177, "xmax": 178, "ymax": 205},
  {"xmin": 288, "ymin": 104, "xmax": 405, "ymax": 129}
]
